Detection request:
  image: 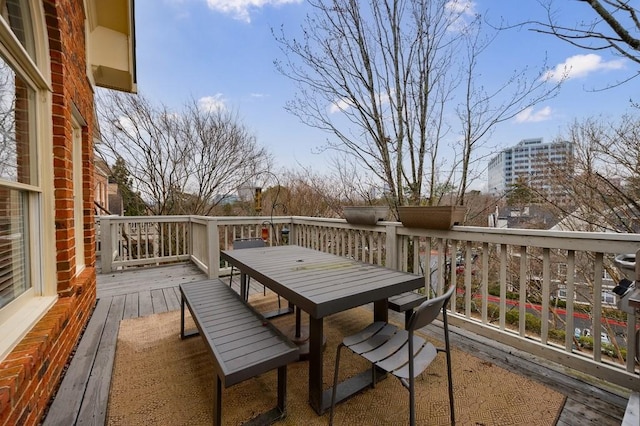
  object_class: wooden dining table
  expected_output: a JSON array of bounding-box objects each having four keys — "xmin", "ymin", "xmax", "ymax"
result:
[{"xmin": 220, "ymin": 244, "xmax": 424, "ymax": 415}]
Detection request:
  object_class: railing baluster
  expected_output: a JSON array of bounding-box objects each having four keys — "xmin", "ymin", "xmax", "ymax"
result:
[
  {"xmin": 593, "ymin": 252, "xmax": 604, "ymax": 363},
  {"xmin": 541, "ymin": 247, "xmax": 551, "ymax": 345},
  {"xmin": 424, "ymin": 237, "xmax": 437, "ymax": 298},
  {"xmin": 499, "ymin": 243, "xmax": 507, "ymax": 330},
  {"xmin": 565, "ymin": 250, "xmax": 576, "ymax": 352},
  {"xmin": 518, "ymin": 246, "xmax": 527, "ymax": 337},
  {"xmin": 463, "ymin": 241, "xmax": 472, "ymax": 317},
  {"xmin": 481, "ymin": 242, "xmax": 489, "ymax": 323},
  {"xmin": 450, "ymin": 239, "xmax": 458, "ymax": 301}
]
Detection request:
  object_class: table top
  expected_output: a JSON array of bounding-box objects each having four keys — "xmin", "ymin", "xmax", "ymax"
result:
[{"xmin": 221, "ymin": 245, "xmax": 424, "ymax": 318}]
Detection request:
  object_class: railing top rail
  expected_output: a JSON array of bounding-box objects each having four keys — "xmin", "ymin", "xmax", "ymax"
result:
[
  {"xmin": 98, "ymin": 214, "xmax": 640, "ymax": 251},
  {"xmin": 395, "ymin": 225, "xmax": 640, "ymax": 253}
]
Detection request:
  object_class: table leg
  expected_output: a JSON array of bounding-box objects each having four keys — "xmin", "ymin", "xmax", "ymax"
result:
[
  {"xmin": 240, "ymin": 272, "xmax": 248, "ymax": 301},
  {"xmin": 308, "ymin": 316, "xmax": 324, "ymax": 414},
  {"xmin": 372, "ymin": 299, "xmax": 389, "ymax": 384},
  {"xmin": 374, "ymin": 299, "xmax": 389, "ymax": 322}
]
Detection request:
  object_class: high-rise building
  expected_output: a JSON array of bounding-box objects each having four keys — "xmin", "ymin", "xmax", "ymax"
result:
[{"xmin": 488, "ymin": 138, "xmax": 574, "ymax": 202}]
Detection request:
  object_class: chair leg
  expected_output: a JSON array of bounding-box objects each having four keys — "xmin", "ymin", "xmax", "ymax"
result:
[
  {"xmin": 329, "ymin": 343, "xmax": 345, "ymax": 426},
  {"xmin": 409, "ymin": 331, "xmax": 416, "ymax": 426},
  {"xmin": 409, "ymin": 374, "xmax": 416, "ymax": 426},
  {"xmin": 443, "ymin": 312, "xmax": 455, "ymax": 425}
]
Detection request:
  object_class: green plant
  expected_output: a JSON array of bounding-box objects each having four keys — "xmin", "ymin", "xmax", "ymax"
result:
[
  {"xmin": 548, "ymin": 328, "xmax": 565, "ymax": 342},
  {"xmin": 578, "ymin": 335, "xmax": 593, "ymax": 349},
  {"xmin": 505, "ymin": 309, "xmax": 519, "ymax": 325},
  {"xmin": 524, "ymin": 313, "xmax": 542, "ymax": 333}
]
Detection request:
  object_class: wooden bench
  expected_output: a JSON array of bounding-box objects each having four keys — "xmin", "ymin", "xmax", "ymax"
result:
[
  {"xmin": 180, "ymin": 279, "xmax": 299, "ymax": 425},
  {"xmin": 388, "ymin": 291, "xmax": 427, "ymax": 327}
]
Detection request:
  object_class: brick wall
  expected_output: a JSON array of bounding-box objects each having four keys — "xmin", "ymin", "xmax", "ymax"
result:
[
  {"xmin": 0, "ymin": 271, "xmax": 95, "ymax": 426},
  {"xmin": 0, "ymin": 1, "xmax": 98, "ymax": 425}
]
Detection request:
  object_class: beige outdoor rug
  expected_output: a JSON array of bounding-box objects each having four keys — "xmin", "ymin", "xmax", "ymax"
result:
[{"xmin": 107, "ymin": 294, "xmax": 566, "ymax": 425}]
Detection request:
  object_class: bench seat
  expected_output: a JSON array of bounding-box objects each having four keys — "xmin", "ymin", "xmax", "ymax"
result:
[
  {"xmin": 388, "ymin": 291, "xmax": 427, "ymax": 327},
  {"xmin": 180, "ymin": 279, "xmax": 299, "ymax": 425}
]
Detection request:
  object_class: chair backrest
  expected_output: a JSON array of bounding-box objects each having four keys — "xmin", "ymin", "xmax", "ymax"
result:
[
  {"xmin": 406, "ymin": 284, "xmax": 456, "ymax": 331},
  {"xmin": 233, "ymin": 238, "xmax": 266, "ymax": 250}
]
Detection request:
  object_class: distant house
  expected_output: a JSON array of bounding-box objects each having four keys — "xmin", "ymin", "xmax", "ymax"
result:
[
  {"xmin": 94, "ymin": 156, "xmax": 111, "ymax": 214},
  {"xmin": 492, "ymin": 205, "xmax": 560, "ymax": 230},
  {"xmin": 0, "ymin": 1, "xmax": 136, "ymax": 424},
  {"xmin": 552, "ymin": 203, "xmax": 640, "ymax": 234}
]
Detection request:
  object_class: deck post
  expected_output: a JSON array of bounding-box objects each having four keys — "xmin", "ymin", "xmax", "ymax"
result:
[
  {"xmin": 101, "ymin": 216, "xmax": 113, "ymax": 273},
  {"xmin": 385, "ymin": 224, "xmax": 398, "ymax": 270},
  {"xmin": 207, "ymin": 218, "xmax": 220, "ymax": 279}
]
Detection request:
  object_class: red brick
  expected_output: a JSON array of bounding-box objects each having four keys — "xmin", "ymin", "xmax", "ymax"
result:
[{"xmin": 1, "ymin": 2, "xmax": 101, "ymax": 423}]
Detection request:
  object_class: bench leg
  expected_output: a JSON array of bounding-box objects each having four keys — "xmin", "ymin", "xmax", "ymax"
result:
[
  {"xmin": 214, "ymin": 375, "xmax": 222, "ymax": 426},
  {"xmin": 277, "ymin": 365, "xmax": 287, "ymax": 415},
  {"xmin": 243, "ymin": 366, "xmax": 288, "ymax": 425},
  {"xmin": 180, "ymin": 294, "xmax": 185, "ymax": 339},
  {"xmin": 180, "ymin": 294, "xmax": 199, "ymax": 339}
]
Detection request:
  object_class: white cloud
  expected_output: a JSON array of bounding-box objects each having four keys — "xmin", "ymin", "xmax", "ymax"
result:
[
  {"xmin": 515, "ymin": 106, "xmax": 552, "ymax": 123},
  {"xmin": 329, "ymin": 91, "xmax": 392, "ymax": 114},
  {"xmin": 329, "ymin": 98, "xmax": 352, "ymax": 114},
  {"xmin": 250, "ymin": 93, "xmax": 267, "ymax": 98},
  {"xmin": 206, "ymin": 0, "xmax": 302, "ymax": 23},
  {"xmin": 445, "ymin": 0, "xmax": 476, "ymax": 32},
  {"xmin": 543, "ymin": 54, "xmax": 625, "ymax": 82},
  {"xmin": 198, "ymin": 94, "xmax": 227, "ymax": 112},
  {"xmin": 445, "ymin": 0, "xmax": 475, "ymax": 16}
]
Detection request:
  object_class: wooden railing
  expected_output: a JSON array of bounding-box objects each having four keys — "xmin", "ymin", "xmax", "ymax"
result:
[{"xmin": 97, "ymin": 214, "xmax": 640, "ymax": 392}]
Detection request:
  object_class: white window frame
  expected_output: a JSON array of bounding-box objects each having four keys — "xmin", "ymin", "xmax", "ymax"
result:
[
  {"xmin": 72, "ymin": 110, "xmax": 86, "ymax": 274},
  {"xmin": 0, "ymin": 0, "xmax": 56, "ymax": 361}
]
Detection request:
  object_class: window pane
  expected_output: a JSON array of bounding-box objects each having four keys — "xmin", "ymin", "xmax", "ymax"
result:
[
  {"xmin": 0, "ymin": 187, "xmax": 30, "ymax": 309},
  {"xmin": 1, "ymin": 0, "xmax": 35, "ymax": 58},
  {"xmin": 0, "ymin": 56, "xmax": 35, "ymax": 185}
]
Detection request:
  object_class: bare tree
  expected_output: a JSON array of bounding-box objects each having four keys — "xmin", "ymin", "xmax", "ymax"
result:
[
  {"xmin": 275, "ymin": 0, "xmax": 561, "ymax": 214},
  {"xmin": 455, "ymin": 16, "xmax": 563, "ymax": 205},
  {"xmin": 274, "ymin": 0, "xmax": 465, "ymax": 212},
  {"xmin": 538, "ymin": 115, "xmax": 640, "ymax": 233},
  {"xmin": 277, "ymin": 168, "xmax": 345, "ymax": 217},
  {"xmin": 530, "ymin": 0, "xmax": 639, "ymax": 84},
  {"xmin": 96, "ymin": 90, "xmax": 272, "ymax": 215},
  {"xmin": 0, "ymin": 61, "xmax": 17, "ymax": 181}
]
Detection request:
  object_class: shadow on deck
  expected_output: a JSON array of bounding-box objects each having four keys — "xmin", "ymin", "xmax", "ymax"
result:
[{"xmin": 41, "ymin": 263, "xmax": 628, "ymax": 425}]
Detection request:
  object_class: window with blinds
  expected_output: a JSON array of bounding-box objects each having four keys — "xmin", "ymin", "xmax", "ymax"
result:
[
  {"xmin": 0, "ymin": 188, "xmax": 29, "ymax": 309},
  {"xmin": 0, "ymin": 0, "xmax": 38, "ymax": 314}
]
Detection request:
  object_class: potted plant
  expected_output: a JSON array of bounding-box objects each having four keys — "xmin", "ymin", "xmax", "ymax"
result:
[
  {"xmin": 342, "ymin": 206, "xmax": 390, "ymax": 226},
  {"xmin": 398, "ymin": 205, "xmax": 467, "ymax": 229}
]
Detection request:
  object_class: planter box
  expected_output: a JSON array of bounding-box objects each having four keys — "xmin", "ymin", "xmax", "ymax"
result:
[
  {"xmin": 398, "ymin": 206, "xmax": 467, "ymax": 229},
  {"xmin": 343, "ymin": 206, "xmax": 389, "ymax": 226}
]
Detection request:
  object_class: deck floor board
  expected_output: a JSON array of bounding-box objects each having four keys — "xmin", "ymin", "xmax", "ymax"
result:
[
  {"xmin": 76, "ymin": 294, "xmax": 125, "ymax": 425},
  {"xmin": 42, "ymin": 262, "xmax": 628, "ymax": 425}
]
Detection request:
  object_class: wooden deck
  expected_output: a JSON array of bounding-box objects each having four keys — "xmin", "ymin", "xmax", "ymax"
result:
[{"xmin": 41, "ymin": 263, "xmax": 629, "ymax": 425}]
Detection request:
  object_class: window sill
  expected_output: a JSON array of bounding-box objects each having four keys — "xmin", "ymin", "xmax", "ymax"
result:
[{"xmin": 0, "ymin": 295, "xmax": 57, "ymax": 361}]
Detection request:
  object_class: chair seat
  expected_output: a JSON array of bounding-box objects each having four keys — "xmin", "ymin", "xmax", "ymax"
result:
[
  {"xmin": 343, "ymin": 322, "xmax": 437, "ymax": 378},
  {"xmin": 390, "ymin": 341, "xmax": 437, "ymax": 380}
]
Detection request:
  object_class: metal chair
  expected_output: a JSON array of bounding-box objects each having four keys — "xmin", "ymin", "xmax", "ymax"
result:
[
  {"xmin": 329, "ymin": 284, "xmax": 456, "ymax": 426},
  {"xmin": 229, "ymin": 238, "xmax": 280, "ymax": 308}
]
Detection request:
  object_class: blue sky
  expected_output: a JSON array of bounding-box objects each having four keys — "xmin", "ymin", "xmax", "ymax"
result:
[{"xmin": 135, "ymin": 0, "xmax": 639, "ymax": 187}]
